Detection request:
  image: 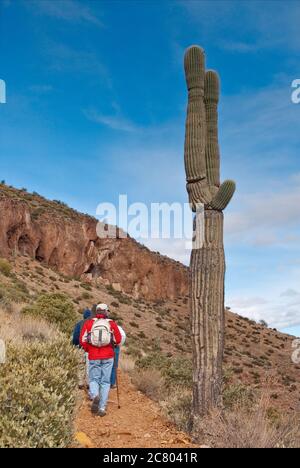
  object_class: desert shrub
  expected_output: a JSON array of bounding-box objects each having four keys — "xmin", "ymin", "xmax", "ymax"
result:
[
  {"xmin": 0, "ymin": 258, "xmax": 12, "ymax": 277},
  {"xmin": 136, "ymin": 352, "xmax": 192, "ymax": 388},
  {"xmin": 13, "ymin": 278, "xmax": 29, "ymax": 296},
  {"xmin": 35, "ymin": 266, "xmax": 44, "ymax": 276},
  {"xmin": 109, "ymin": 311, "xmax": 122, "ymax": 323},
  {"xmin": 156, "ymin": 323, "xmax": 167, "ymax": 331},
  {"xmin": 161, "ymin": 389, "xmax": 192, "ymax": 432},
  {"xmin": 195, "ymin": 397, "xmax": 299, "ymax": 448},
  {"xmin": 0, "ymin": 336, "xmax": 79, "ymax": 448},
  {"xmin": 81, "ymin": 291, "xmax": 92, "ymax": 300},
  {"xmin": 223, "ymin": 384, "xmax": 255, "ymax": 410},
  {"xmin": 132, "ymin": 369, "xmax": 165, "ymax": 401},
  {"xmin": 129, "ymin": 321, "xmax": 139, "ymax": 328},
  {"xmin": 106, "ymin": 286, "xmax": 132, "ymax": 305},
  {"xmin": 21, "ymin": 293, "xmax": 78, "ymax": 334},
  {"xmin": 125, "ymin": 344, "xmax": 142, "ymax": 358},
  {"xmin": 193, "ymin": 376, "xmax": 300, "ymax": 448},
  {"xmin": 259, "ymin": 320, "xmax": 268, "ymax": 327},
  {"xmin": 118, "ymin": 295, "xmax": 132, "ymax": 305},
  {"xmin": 0, "ymin": 279, "xmax": 30, "ymax": 312}
]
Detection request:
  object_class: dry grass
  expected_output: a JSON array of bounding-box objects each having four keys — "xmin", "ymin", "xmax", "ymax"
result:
[
  {"xmin": 131, "ymin": 368, "xmax": 166, "ymax": 402},
  {"xmin": 194, "ymin": 380, "xmax": 300, "ymax": 448},
  {"xmin": 0, "ymin": 306, "xmax": 59, "ymax": 344},
  {"xmin": 0, "ymin": 258, "xmax": 12, "ymax": 277},
  {"xmin": 161, "ymin": 388, "xmax": 192, "ymax": 432},
  {"xmin": 119, "ymin": 353, "xmax": 135, "ymax": 373}
]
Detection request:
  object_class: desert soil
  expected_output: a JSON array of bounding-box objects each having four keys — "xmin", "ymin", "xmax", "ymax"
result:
[{"xmin": 74, "ymin": 372, "xmax": 196, "ymax": 448}]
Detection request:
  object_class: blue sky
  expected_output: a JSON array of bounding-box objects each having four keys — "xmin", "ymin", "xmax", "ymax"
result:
[{"xmin": 1, "ymin": 0, "xmax": 300, "ymax": 337}]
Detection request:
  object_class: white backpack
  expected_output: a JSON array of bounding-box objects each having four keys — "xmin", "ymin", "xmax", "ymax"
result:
[{"xmin": 87, "ymin": 318, "xmax": 112, "ymax": 348}]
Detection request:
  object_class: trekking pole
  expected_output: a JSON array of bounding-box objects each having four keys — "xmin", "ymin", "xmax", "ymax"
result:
[{"xmin": 113, "ymin": 346, "xmax": 121, "ymax": 409}]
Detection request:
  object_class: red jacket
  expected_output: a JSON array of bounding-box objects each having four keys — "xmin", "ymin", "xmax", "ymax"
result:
[{"xmin": 80, "ymin": 314, "xmax": 121, "ymax": 361}]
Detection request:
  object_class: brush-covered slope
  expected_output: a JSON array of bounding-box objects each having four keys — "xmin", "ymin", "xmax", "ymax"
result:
[{"xmin": 1, "ymin": 256, "xmax": 299, "ymax": 418}]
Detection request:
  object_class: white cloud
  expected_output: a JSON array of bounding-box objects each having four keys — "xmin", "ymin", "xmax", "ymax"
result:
[
  {"xmin": 220, "ymin": 40, "xmax": 259, "ymax": 53},
  {"xmin": 227, "ymin": 266, "xmax": 300, "ymax": 330},
  {"xmin": 179, "ymin": 0, "xmax": 300, "ymax": 52},
  {"xmin": 43, "ymin": 41, "xmax": 111, "ymax": 87},
  {"xmin": 228, "ymin": 297, "xmax": 269, "ymax": 309},
  {"xmin": 281, "ymin": 289, "xmax": 300, "ymax": 297},
  {"xmin": 142, "ymin": 238, "xmax": 190, "ymax": 265},
  {"xmin": 84, "ymin": 109, "xmax": 139, "ymax": 133},
  {"xmin": 225, "ymin": 176, "xmax": 300, "ymax": 247},
  {"xmin": 229, "ymin": 295, "xmax": 300, "ymax": 331},
  {"xmin": 26, "ymin": 0, "xmax": 103, "ymax": 27}
]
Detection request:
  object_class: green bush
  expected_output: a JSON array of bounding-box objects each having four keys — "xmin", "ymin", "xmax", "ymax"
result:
[
  {"xmin": 21, "ymin": 293, "xmax": 78, "ymax": 334},
  {"xmin": 81, "ymin": 291, "xmax": 92, "ymax": 300},
  {"xmin": 0, "ymin": 336, "xmax": 80, "ymax": 448},
  {"xmin": 0, "ymin": 278, "xmax": 30, "ymax": 311},
  {"xmin": 0, "ymin": 258, "xmax": 12, "ymax": 277},
  {"xmin": 162, "ymin": 390, "xmax": 192, "ymax": 432},
  {"xmin": 223, "ymin": 384, "xmax": 255, "ymax": 410},
  {"xmin": 129, "ymin": 321, "xmax": 139, "ymax": 328},
  {"xmin": 136, "ymin": 352, "xmax": 192, "ymax": 388}
]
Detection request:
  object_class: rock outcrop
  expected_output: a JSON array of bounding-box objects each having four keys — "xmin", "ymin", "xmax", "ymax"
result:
[{"xmin": 0, "ymin": 185, "xmax": 188, "ymax": 301}]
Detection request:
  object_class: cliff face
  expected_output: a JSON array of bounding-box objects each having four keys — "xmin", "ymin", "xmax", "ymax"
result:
[{"xmin": 0, "ymin": 186, "xmax": 188, "ymax": 301}]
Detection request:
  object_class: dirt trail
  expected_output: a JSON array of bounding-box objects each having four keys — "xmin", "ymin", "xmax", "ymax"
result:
[{"xmin": 74, "ymin": 372, "xmax": 197, "ymax": 448}]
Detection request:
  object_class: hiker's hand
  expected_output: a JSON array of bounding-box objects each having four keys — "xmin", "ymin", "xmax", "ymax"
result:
[{"xmin": 184, "ymin": 46, "xmax": 235, "ymax": 212}]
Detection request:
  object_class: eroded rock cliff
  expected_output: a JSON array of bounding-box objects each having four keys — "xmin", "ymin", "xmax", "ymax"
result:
[{"xmin": 0, "ymin": 185, "xmax": 188, "ymax": 300}]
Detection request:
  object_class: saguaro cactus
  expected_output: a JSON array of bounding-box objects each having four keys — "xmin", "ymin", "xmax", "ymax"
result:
[{"xmin": 184, "ymin": 46, "xmax": 236, "ymax": 418}]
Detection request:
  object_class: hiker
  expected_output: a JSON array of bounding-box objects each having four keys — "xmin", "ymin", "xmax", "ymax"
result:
[
  {"xmin": 80, "ymin": 303, "xmax": 121, "ymax": 417},
  {"xmin": 91, "ymin": 303, "xmax": 97, "ymax": 317},
  {"xmin": 111, "ymin": 325, "xmax": 126, "ymax": 388},
  {"xmin": 72, "ymin": 308, "xmax": 92, "ymax": 347},
  {"xmin": 72, "ymin": 308, "xmax": 92, "ymax": 389}
]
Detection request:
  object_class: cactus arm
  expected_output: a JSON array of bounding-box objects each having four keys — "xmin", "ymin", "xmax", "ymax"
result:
[
  {"xmin": 204, "ymin": 70, "xmax": 220, "ymax": 190},
  {"xmin": 184, "ymin": 46, "xmax": 211, "ymax": 209},
  {"xmin": 210, "ymin": 179, "xmax": 236, "ymax": 211}
]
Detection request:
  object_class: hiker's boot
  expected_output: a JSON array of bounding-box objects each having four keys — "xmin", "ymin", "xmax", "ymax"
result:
[
  {"xmin": 98, "ymin": 408, "xmax": 106, "ymax": 417},
  {"xmin": 91, "ymin": 396, "xmax": 100, "ymax": 415}
]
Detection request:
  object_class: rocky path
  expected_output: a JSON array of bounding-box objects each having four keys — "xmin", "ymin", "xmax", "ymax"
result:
[{"xmin": 74, "ymin": 372, "xmax": 197, "ymax": 448}]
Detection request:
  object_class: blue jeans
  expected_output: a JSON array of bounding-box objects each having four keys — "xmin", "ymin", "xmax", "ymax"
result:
[
  {"xmin": 89, "ymin": 358, "xmax": 114, "ymax": 410},
  {"xmin": 111, "ymin": 346, "xmax": 120, "ymax": 386}
]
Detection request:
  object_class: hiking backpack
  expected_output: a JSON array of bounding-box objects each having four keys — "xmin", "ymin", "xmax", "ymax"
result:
[{"xmin": 87, "ymin": 318, "xmax": 112, "ymax": 348}]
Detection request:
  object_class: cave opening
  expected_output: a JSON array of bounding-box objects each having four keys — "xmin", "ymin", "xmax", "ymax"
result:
[
  {"xmin": 35, "ymin": 242, "xmax": 45, "ymax": 262},
  {"xmin": 84, "ymin": 263, "xmax": 105, "ymax": 278},
  {"xmin": 18, "ymin": 234, "xmax": 34, "ymax": 257}
]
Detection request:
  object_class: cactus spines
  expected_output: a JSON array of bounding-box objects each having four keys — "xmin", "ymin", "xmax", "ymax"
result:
[{"xmin": 183, "ymin": 45, "xmax": 236, "ymax": 419}]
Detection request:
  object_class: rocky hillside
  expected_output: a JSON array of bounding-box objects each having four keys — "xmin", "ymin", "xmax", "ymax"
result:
[
  {"xmin": 1, "ymin": 254, "xmax": 299, "ymax": 420},
  {"xmin": 0, "ymin": 184, "xmax": 188, "ymax": 301}
]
